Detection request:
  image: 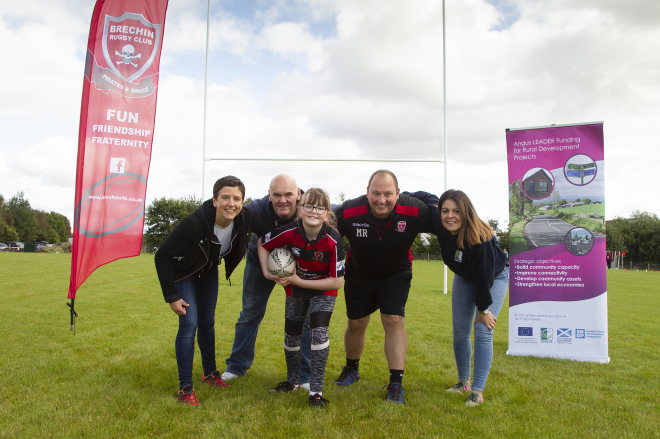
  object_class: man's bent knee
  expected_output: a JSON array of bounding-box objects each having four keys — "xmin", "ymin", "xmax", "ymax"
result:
[
  {"xmin": 347, "ymin": 315, "xmax": 370, "ymax": 331},
  {"xmin": 380, "ymin": 313, "xmax": 405, "ymax": 330}
]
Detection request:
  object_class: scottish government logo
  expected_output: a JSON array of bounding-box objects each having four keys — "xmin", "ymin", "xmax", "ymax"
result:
[{"xmin": 557, "ymin": 328, "xmax": 572, "ymax": 344}]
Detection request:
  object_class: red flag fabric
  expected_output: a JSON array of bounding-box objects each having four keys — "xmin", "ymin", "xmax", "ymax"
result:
[{"xmin": 69, "ymin": 0, "xmax": 170, "ymax": 299}]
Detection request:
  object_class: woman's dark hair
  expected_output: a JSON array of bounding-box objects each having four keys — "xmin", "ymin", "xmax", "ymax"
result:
[
  {"xmin": 213, "ymin": 176, "xmax": 246, "ymax": 200},
  {"xmin": 438, "ymin": 189, "xmax": 493, "ymax": 249}
]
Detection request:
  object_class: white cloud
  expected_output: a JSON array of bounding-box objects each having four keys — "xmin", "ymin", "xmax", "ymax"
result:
[
  {"xmin": 1, "ymin": 0, "xmax": 659, "ymax": 230},
  {"xmin": 2, "ymin": 135, "xmax": 78, "ymax": 218},
  {"xmin": 0, "ymin": 3, "xmax": 88, "ymax": 116}
]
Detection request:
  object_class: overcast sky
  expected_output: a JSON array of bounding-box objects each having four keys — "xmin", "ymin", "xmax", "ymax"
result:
[{"xmin": 1, "ymin": 0, "xmax": 658, "ymax": 230}]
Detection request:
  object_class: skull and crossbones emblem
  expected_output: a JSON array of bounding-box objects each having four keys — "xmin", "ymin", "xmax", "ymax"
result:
[{"xmin": 115, "ymin": 44, "xmax": 142, "ymax": 67}]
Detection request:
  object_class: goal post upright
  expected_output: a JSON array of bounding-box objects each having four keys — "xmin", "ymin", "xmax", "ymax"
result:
[{"xmin": 201, "ymin": 0, "xmax": 450, "ymax": 294}]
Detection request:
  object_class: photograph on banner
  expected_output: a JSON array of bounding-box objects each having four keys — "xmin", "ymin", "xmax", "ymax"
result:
[
  {"xmin": 510, "ymin": 160, "xmax": 604, "ymax": 255},
  {"xmin": 505, "ymin": 123, "xmax": 608, "ymax": 363}
]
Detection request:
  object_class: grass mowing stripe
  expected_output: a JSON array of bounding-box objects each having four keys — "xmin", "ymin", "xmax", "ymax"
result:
[{"xmin": 0, "ymin": 253, "xmax": 658, "ymax": 438}]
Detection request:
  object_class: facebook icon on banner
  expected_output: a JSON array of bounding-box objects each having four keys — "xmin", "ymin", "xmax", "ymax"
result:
[{"xmin": 518, "ymin": 327, "xmax": 533, "ymax": 336}]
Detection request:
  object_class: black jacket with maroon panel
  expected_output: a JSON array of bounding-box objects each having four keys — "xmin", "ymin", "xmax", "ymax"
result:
[
  {"xmin": 262, "ymin": 221, "xmax": 345, "ymax": 297},
  {"xmin": 335, "ymin": 193, "xmax": 434, "ymax": 279}
]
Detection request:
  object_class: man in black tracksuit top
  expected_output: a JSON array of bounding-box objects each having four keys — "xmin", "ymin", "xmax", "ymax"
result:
[{"xmin": 333, "ymin": 170, "xmax": 434, "ymax": 404}]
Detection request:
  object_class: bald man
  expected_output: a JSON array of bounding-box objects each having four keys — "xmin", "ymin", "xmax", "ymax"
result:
[{"xmin": 222, "ymin": 175, "xmax": 314, "ymax": 386}]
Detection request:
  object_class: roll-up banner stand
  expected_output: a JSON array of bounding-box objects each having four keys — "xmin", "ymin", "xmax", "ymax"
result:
[{"xmin": 505, "ymin": 122, "xmax": 609, "ymax": 363}]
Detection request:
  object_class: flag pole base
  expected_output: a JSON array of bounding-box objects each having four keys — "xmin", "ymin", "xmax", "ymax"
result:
[{"xmin": 68, "ymin": 299, "xmax": 78, "ymax": 335}]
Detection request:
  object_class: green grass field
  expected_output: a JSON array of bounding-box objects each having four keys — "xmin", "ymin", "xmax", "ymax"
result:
[
  {"xmin": 1, "ymin": 253, "xmax": 658, "ymax": 438},
  {"xmin": 550, "ymin": 203, "xmax": 605, "ymax": 216},
  {"xmin": 509, "ymin": 220, "xmax": 528, "ymax": 256}
]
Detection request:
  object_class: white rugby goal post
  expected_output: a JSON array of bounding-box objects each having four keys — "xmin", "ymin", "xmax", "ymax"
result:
[{"xmin": 199, "ymin": 1, "xmax": 450, "ymax": 294}]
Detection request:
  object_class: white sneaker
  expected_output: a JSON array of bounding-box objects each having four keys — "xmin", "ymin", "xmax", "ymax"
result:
[
  {"xmin": 300, "ymin": 382, "xmax": 310, "ymax": 391},
  {"xmin": 221, "ymin": 371, "xmax": 239, "ymax": 381}
]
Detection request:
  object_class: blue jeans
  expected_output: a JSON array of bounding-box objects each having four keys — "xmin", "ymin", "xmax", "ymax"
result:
[
  {"xmin": 451, "ymin": 267, "xmax": 509, "ymax": 392},
  {"xmin": 225, "ymin": 258, "xmax": 311, "ymax": 383},
  {"xmin": 174, "ymin": 269, "xmax": 219, "ymax": 389}
]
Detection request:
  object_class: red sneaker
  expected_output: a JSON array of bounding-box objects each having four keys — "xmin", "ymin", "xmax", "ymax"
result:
[
  {"xmin": 202, "ymin": 371, "xmax": 230, "ymax": 388},
  {"xmin": 177, "ymin": 387, "xmax": 200, "ymax": 406}
]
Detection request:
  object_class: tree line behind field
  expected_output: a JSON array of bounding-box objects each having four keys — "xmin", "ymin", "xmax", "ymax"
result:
[
  {"xmin": 606, "ymin": 212, "xmax": 660, "ymax": 263},
  {"xmin": 0, "ymin": 192, "xmax": 71, "ymax": 243}
]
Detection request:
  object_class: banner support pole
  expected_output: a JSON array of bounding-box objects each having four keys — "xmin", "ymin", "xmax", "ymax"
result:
[
  {"xmin": 67, "ymin": 299, "xmax": 78, "ymax": 335},
  {"xmin": 442, "ymin": 0, "xmax": 448, "ymax": 295},
  {"xmin": 202, "ymin": 0, "xmax": 211, "ymax": 199}
]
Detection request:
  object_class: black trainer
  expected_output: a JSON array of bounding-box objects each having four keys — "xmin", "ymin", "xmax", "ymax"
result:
[
  {"xmin": 269, "ymin": 381, "xmax": 299, "ymax": 393},
  {"xmin": 309, "ymin": 393, "xmax": 329, "ymax": 408}
]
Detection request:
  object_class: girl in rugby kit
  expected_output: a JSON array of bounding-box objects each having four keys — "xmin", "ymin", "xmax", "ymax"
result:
[{"xmin": 258, "ymin": 188, "xmax": 345, "ymax": 408}]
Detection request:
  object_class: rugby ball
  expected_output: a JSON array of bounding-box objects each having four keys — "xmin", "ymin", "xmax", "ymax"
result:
[{"xmin": 267, "ymin": 247, "xmax": 296, "ymax": 278}]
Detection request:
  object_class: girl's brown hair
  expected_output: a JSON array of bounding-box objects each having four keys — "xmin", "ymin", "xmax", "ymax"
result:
[
  {"xmin": 298, "ymin": 188, "xmax": 337, "ymax": 227},
  {"xmin": 438, "ymin": 189, "xmax": 493, "ymax": 249}
]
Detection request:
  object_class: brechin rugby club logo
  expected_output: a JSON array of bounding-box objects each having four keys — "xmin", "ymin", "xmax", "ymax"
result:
[
  {"xmin": 102, "ymin": 13, "xmax": 162, "ymax": 82},
  {"xmin": 313, "ymin": 251, "xmax": 324, "ymax": 261},
  {"xmin": 396, "ymin": 221, "xmax": 407, "ymax": 232}
]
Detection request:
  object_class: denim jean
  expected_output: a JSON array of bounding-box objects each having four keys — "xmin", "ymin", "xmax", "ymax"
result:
[
  {"xmin": 225, "ymin": 258, "xmax": 311, "ymax": 383},
  {"xmin": 174, "ymin": 268, "xmax": 219, "ymax": 389},
  {"xmin": 451, "ymin": 267, "xmax": 509, "ymax": 392}
]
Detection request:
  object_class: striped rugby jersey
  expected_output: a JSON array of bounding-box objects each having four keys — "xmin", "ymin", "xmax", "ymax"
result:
[{"xmin": 262, "ymin": 220, "xmax": 345, "ymax": 297}]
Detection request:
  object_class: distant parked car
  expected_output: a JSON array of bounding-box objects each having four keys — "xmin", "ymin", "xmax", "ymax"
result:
[
  {"xmin": 36, "ymin": 241, "xmax": 48, "ymax": 251},
  {"xmin": 7, "ymin": 242, "xmax": 24, "ymax": 252},
  {"xmin": 0, "ymin": 243, "xmax": 8, "ymax": 252}
]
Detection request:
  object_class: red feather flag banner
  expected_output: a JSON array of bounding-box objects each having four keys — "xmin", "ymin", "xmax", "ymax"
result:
[{"xmin": 68, "ymin": 0, "xmax": 170, "ymax": 331}]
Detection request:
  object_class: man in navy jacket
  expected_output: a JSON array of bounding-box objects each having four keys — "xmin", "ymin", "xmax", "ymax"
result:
[{"xmin": 222, "ymin": 174, "xmax": 315, "ymax": 387}]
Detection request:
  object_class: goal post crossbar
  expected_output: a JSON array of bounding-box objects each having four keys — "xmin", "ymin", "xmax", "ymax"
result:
[{"xmin": 205, "ymin": 158, "xmax": 445, "ymax": 163}]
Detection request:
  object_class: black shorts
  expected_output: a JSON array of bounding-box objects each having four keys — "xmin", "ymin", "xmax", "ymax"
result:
[{"xmin": 344, "ymin": 263, "xmax": 412, "ymax": 320}]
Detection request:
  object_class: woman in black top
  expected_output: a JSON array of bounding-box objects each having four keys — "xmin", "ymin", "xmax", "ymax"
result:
[
  {"xmin": 435, "ymin": 190, "xmax": 508, "ymax": 407},
  {"xmin": 155, "ymin": 176, "xmax": 270, "ymax": 405}
]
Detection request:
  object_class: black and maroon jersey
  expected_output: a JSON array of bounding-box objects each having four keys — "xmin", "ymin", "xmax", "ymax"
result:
[
  {"xmin": 262, "ymin": 221, "xmax": 345, "ymax": 297},
  {"xmin": 335, "ymin": 193, "xmax": 433, "ymax": 279}
]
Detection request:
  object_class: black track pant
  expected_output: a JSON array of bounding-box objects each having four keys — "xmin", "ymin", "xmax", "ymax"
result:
[{"xmin": 284, "ymin": 295, "xmax": 336, "ymax": 393}]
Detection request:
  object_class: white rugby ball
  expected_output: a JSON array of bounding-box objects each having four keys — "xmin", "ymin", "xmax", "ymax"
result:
[{"xmin": 267, "ymin": 247, "xmax": 296, "ymax": 278}]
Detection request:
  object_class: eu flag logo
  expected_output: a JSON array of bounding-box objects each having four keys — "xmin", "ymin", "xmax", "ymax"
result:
[{"xmin": 518, "ymin": 327, "xmax": 533, "ymax": 336}]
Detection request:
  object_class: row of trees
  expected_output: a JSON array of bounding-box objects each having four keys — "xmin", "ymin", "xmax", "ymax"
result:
[
  {"xmin": 143, "ymin": 196, "xmax": 202, "ymax": 249},
  {"xmin": 0, "ymin": 192, "xmax": 71, "ymax": 243},
  {"xmin": 607, "ymin": 211, "xmax": 660, "ymax": 263}
]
